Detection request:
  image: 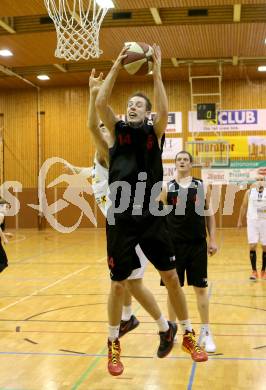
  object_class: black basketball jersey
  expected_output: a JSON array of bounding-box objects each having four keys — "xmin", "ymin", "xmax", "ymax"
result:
[
  {"xmin": 166, "ymin": 178, "xmax": 207, "ymax": 242},
  {"xmin": 109, "ymin": 119, "xmax": 165, "ymax": 209}
]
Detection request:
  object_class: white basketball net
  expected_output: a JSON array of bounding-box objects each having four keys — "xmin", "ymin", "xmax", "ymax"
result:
[{"xmin": 44, "ymin": 0, "xmax": 109, "ymax": 60}]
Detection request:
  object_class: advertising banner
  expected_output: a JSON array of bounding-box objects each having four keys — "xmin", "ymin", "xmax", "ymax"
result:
[
  {"xmin": 189, "ymin": 109, "xmax": 266, "ymax": 132},
  {"xmin": 187, "ymin": 136, "xmax": 249, "ymax": 158},
  {"xmin": 201, "ymin": 161, "xmax": 266, "ymax": 184}
]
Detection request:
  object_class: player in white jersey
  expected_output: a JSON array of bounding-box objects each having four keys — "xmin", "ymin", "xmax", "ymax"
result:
[
  {"xmin": 238, "ymin": 175, "xmax": 266, "ymax": 280},
  {"xmin": 69, "ymin": 70, "xmax": 173, "ymax": 354}
]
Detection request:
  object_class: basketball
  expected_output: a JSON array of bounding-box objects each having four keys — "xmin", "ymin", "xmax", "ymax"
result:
[{"xmin": 122, "ymin": 42, "xmax": 154, "ymax": 75}]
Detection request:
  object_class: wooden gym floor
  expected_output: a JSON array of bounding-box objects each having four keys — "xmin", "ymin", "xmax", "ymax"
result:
[{"xmin": 0, "ymin": 228, "xmax": 265, "ymax": 390}]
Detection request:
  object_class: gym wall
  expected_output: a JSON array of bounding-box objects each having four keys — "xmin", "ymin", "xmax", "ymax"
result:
[{"xmin": 0, "ymin": 78, "xmax": 265, "ymax": 228}]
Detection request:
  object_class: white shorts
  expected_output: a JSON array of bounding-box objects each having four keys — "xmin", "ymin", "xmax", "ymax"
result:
[
  {"xmin": 247, "ymin": 219, "xmax": 266, "ymax": 245},
  {"xmin": 127, "ymin": 244, "xmax": 148, "ymax": 280}
]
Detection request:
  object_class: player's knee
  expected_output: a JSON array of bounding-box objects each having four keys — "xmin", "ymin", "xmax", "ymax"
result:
[
  {"xmin": 126, "ymin": 278, "xmax": 142, "ymax": 294},
  {"xmin": 111, "ymin": 281, "xmax": 125, "ymax": 296},
  {"xmin": 161, "ymin": 269, "xmax": 180, "ymax": 289},
  {"xmin": 194, "ymin": 287, "xmax": 207, "ymax": 297}
]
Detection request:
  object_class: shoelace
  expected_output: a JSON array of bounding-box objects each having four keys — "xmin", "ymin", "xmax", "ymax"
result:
[
  {"xmin": 110, "ymin": 342, "xmax": 120, "ymax": 365},
  {"xmin": 186, "ymin": 334, "xmax": 202, "ymax": 353}
]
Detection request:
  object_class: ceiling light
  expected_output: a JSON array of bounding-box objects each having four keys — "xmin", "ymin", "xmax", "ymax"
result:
[
  {"xmin": 96, "ymin": 0, "xmax": 115, "ymax": 8},
  {"xmin": 258, "ymin": 66, "xmax": 266, "ymax": 72},
  {"xmin": 0, "ymin": 49, "xmax": 13, "ymax": 57},
  {"xmin": 37, "ymin": 74, "xmax": 50, "ymax": 80}
]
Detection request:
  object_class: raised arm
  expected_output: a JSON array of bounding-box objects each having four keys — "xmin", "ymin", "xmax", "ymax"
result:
[
  {"xmin": 237, "ymin": 190, "xmax": 249, "ymax": 228},
  {"xmin": 88, "ymin": 69, "xmax": 109, "ymax": 167},
  {"xmin": 95, "ymin": 47, "xmax": 128, "ymax": 138},
  {"xmin": 152, "ymin": 44, "xmax": 168, "ymax": 139}
]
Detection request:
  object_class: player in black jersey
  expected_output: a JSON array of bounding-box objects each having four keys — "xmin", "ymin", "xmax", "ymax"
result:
[
  {"xmin": 160, "ymin": 151, "xmax": 218, "ymax": 353},
  {"xmin": 87, "ymin": 69, "xmax": 175, "ymax": 360},
  {"xmin": 96, "ymin": 45, "xmax": 208, "ymax": 375}
]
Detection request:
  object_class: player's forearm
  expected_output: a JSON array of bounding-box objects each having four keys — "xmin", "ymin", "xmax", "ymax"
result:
[
  {"xmin": 154, "ymin": 73, "xmax": 168, "ymax": 119},
  {"xmin": 206, "ymin": 215, "xmax": 216, "ymax": 239},
  {"xmin": 88, "ymin": 91, "xmax": 109, "ymax": 158},
  {"xmin": 88, "ymin": 94, "xmax": 107, "ymax": 148},
  {"xmin": 153, "ymin": 73, "xmax": 168, "ymax": 137},
  {"xmin": 96, "ymin": 65, "xmax": 120, "ymax": 109},
  {"xmin": 88, "ymin": 91, "xmax": 100, "ymax": 129}
]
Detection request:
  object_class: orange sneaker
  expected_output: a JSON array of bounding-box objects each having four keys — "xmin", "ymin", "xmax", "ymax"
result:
[
  {"xmin": 182, "ymin": 330, "xmax": 208, "ymax": 362},
  {"xmin": 249, "ymin": 271, "xmax": 258, "ymax": 280},
  {"xmin": 107, "ymin": 338, "xmax": 124, "ymax": 376},
  {"xmin": 261, "ymin": 270, "xmax": 266, "ymax": 280}
]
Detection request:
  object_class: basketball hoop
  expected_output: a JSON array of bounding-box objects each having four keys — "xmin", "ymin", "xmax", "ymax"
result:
[{"xmin": 44, "ymin": 0, "xmax": 109, "ymax": 60}]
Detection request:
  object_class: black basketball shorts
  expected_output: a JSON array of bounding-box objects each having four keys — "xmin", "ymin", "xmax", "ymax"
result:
[
  {"xmin": 106, "ymin": 211, "xmax": 176, "ymax": 281},
  {"xmin": 161, "ymin": 240, "xmax": 208, "ymax": 288}
]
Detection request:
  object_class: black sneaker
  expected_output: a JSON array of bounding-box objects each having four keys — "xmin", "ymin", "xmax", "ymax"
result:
[
  {"xmin": 157, "ymin": 321, "xmax": 177, "ymax": 358},
  {"xmin": 119, "ymin": 314, "xmax": 140, "ymax": 338}
]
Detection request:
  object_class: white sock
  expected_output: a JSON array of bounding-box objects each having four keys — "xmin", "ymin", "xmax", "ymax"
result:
[
  {"xmin": 156, "ymin": 315, "xmax": 169, "ymax": 332},
  {"xmin": 108, "ymin": 324, "xmax": 120, "ymax": 341},
  {"xmin": 179, "ymin": 319, "xmax": 193, "ymax": 333},
  {"xmin": 201, "ymin": 324, "xmax": 210, "ymax": 335},
  {"xmin": 121, "ymin": 305, "xmax": 132, "ymax": 321}
]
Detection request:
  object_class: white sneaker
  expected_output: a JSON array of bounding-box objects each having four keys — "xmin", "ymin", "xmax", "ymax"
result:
[{"xmin": 202, "ymin": 331, "xmax": 216, "ymax": 353}]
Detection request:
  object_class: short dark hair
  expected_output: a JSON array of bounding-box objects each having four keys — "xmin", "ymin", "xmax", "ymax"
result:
[
  {"xmin": 128, "ymin": 92, "xmax": 152, "ymax": 112},
  {"xmin": 175, "ymin": 150, "xmax": 193, "ymax": 163}
]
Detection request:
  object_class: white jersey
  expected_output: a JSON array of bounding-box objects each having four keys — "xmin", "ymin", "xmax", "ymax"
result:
[
  {"xmin": 247, "ymin": 188, "xmax": 266, "ymax": 221},
  {"xmin": 91, "ymin": 157, "xmax": 110, "ymax": 217}
]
